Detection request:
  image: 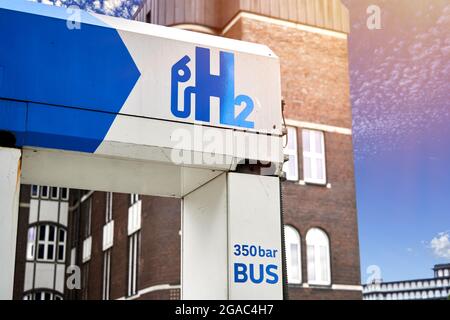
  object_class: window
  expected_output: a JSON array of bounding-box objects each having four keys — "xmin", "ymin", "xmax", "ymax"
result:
[
  {"xmin": 128, "ymin": 196, "xmax": 142, "ymax": 236},
  {"xmin": 102, "ymin": 250, "xmax": 111, "ymax": 300},
  {"xmin": 306, "ymin": 228, "xmax": 331, "ymax": 285},
  {"xmin": 24, "ymin": 291, "xmax": 63, "ymax": 300},
  {"xmin": 41, "ymin": 186, "xmax": 49, "ymax": 199},
  {"xmin": 57, "ymin": 229, "xmax": 66, "ymax": 262},
  {"xmin": 302, "ymin": 129, "xmax": 326, "ymax": 184},
  {"xmin": 50, "ymin": 187, "xmax": 59, "ymax": 200},
  {"xmin": 84, "ymin": 198, "xmax": 92, "ymax": 238},
  {"xmin": 130, "ymin": 194, "xmax": 139, "ymax": 206},
  {"xmin": 128, "ymin": 231, "xmax": 140, "ymax": 297},
  {"xmin": 35, "ymin": 225, "xmax": 67, "ymax": 262},
  {"xmin": 283, "ymin": 126, "xmax": 299, "ymax": 181},
  {"xmin": 127, "ymin": 193, "xmax": 141, "ymax": 297},
  {"xmin": 61, "ymin": 188, "xmax": 69, "ymax": 201},
  {"xmin": 103, "ymin": 193, "xmax": 114, "ymax": 252},
  {"xmin": 31, "ymin": 185, "xmax": 39, "ymax": 198},
  {"xmin": 82, "ymin": 236, "xmax": 92, "ymax": 263},
  {"xmin": 106, "ymin": 192, "xmax": 113, "ymax": 222},
  {"xmin": 284, "ymin": 225, "xmax": 301, "ymax": 284},
  {"xmin": 26, "ymin": 227, "xmax": 37, "ymax": 260},
  {"xmin": 37, "ymin": 225, "xmax": 56, "ymax": 261}
]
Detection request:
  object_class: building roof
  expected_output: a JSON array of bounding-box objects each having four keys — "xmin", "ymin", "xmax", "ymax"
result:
[
  {"xmin": 134, "ymin": 0, "xmax": 350, "ymax": 34},
  {"xmin": 433, "ymin": 263, "xmax": 450, "ymax": 270}
]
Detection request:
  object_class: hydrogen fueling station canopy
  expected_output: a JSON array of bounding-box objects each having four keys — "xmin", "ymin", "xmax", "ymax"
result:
[{"xmin": 0, "ymin": 0, "xmax": 285, "ymax": 300}]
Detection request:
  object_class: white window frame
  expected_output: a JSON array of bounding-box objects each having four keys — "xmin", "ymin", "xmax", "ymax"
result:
[
  {"xmin": 24, "ymin": 291, "xmax": 63, "ymax": 300},
  {"xmin": 31, "ymin": 185, "xmax": 39, "ymax": 198},
  {"xmin": 306, "ymin": 228, "xmax": 331, "ymax": 286},
  {"xmin": 57, "ymin": 228, "xmax": 66, "ymax": 262},
  {"xmin": 283, "ymin": 126, "xmax": 299, "ymax": 181},
  {"xmin": 26, "ymin": 226, "xmax": 37, "ymax": 260},
  {"xmin": 82, "ymin": 236, "xmax": 92, "ymax": 263},
  {"xmin": 36, "ymin": 225, "xmax": 57, "ymax": 262},
  {"xmin": 102, "ymin": 249, "xmax": 111, "ymax": 300},
  {"xmin": 40, "ymin": 186, "xmax": 49, "ymax": 199},
  {"xmin": 302, "ymin": 129, "xmax": 327, "ymax": 185},
  {"xmin": 102, "ymin": 220, "xmax": 114, "ymax": 251},
  {"xmin": 50, "ymin": 186, "xmax": 59, "ymax": 200},
  {"xmin": 284, "ymin": 225, "xmax": 302, "ymax": 284},
  {"xmin": 85, "ymin": 198, "xmax": 92, "ymax": 238},
  {"xmin": 106, "ymin": 192, "xmax": 113, "ymax": 222},
  {"xmin": 128, "ymin": 231, "xmax": 140, "ymax": 297},
  {"xmin": 128, "ymin": 199, "xmax": 142, "ymax": 236},
  {"xmin": 60, "ymin": 187, "xmax": 69, "ymax": 201},
  {"xmin": 130, "ymin": 194, "xmax": 139, "ymax": 206}
]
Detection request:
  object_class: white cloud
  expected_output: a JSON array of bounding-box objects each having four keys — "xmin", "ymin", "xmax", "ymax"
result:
[{"xmin": 430, "ymin": 232, "xmax": 450, "ymax": 259}]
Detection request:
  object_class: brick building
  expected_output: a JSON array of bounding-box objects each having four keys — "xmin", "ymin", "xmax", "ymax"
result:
[{"xmin": 13, "ymin": 0, "xmax": 361, "ymax": 300}]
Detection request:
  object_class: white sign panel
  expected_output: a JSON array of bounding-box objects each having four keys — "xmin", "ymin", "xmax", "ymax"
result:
[
  {"xmin": 227, "ymin": 173, "xmax": 283, "ymax": 300},
  {"xmin": 1, "ymin": 2, "xmax": 284, "ymax": 169}
]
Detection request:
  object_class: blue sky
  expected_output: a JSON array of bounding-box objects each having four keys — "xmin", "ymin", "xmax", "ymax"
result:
[
  {"xmin": 347, "ymin": 0, "xmax": 450, "ymax": 282},
  {"xmin": 28, "ymin": 0, "xmax": 450, "ymax": 283}
]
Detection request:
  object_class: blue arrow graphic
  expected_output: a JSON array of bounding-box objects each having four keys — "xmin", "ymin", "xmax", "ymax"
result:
[{"xmin": 0, "ymin": 1, "xmax": 141, "ymax": 152}]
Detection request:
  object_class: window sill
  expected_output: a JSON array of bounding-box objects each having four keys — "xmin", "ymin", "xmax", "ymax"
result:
[
  {"xmin": 287, "ymin": 283, "xmax": 332, "ymax": 290},
  {"xmin": 302, "ymin": 180, "xmax": 327, "ymax": 186},
  {"xmin": 283, "ymin": 180, "xmax": 331, "ymax": 189},
  {"xmin": 308, "ymin": 283, "xmax": 332, "ymax": 289},
  {"xmin": 299, "ymin": 180, "xmax": 331, "ymax": 188}
]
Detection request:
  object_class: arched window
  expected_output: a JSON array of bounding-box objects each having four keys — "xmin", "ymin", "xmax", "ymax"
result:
[
  {"xmin": 284, "ymin": 225, "xmax": 301, "ymax": 284},
  {"xmin": 23, "ymin": 290, "xmax": 63, "ymax": 300},
  {"xmin": 306, "ymin": 228, "xmax": 331, "ymax": 285},
  {"xmin": 27, "ymin": 224, "xmax": 67, "ymax": 263}
]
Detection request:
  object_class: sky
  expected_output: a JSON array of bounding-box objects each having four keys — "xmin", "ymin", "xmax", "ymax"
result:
[
  {"xmin": 26, "ymin": 0, "xmax": 450, "ymax": 283},
  {"xmin": 28, "ymin": 0, "xmax": 142, "ymax": 18},
  {"xmin": 345, "ymin": 0, "xmax": 450, "ymax": 283}
]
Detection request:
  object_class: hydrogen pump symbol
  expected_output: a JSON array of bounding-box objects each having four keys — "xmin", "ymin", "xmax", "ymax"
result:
[{"xmin": 171, "ymin": 47, "xmax": 255, "ymax": 129}]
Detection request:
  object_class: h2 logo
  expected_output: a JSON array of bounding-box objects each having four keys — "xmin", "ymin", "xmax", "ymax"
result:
[{"xmin": 171, "ymin": 46, "xmax": 255, "ymax": 129}]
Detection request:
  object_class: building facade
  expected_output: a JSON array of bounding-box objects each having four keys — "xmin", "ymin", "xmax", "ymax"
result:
[
  {"xmin": 363, "ymin": 264, "xmax": 450, "ymax": 300},
  {"xmin": 13, "ymin": 0, "xmax": 361, "ymax": 300}
]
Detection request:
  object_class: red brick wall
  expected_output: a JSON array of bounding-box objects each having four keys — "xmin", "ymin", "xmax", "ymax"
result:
[
  {"xmin": 139, "ymin": 196, "xmax": 181, "ymax": 291},
  {"xmin": 224, "ymin": 17, "xmax": 352, "ymax": 128},
  {"xmin": 289, "ymin": 286, "xmax": 362, "ymax": 300},
  {"xmin": 81, "ymin": 193, "xmax": 182, "ymax": 300}
]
